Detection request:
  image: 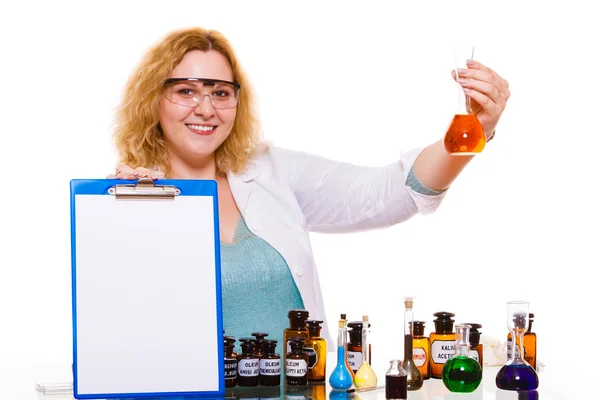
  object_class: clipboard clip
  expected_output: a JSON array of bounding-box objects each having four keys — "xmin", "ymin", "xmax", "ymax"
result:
[{"xmin": 108, "ymin": 178, "xmax": 181, "ymax": 198}]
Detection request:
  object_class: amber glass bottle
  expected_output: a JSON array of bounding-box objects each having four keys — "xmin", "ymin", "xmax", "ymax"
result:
[
  {"xmin": 465, "ymin": 323, "xmax": 483, "ymax": 366},
  {"xmin": 284, "ymin": 309, "xmax": 309, "ymax": 361},
  {"xmin": 410, "ymin": 321, "xmax": 430, "ymax": 380},
  {"xmin": 286, "ymin": 338, "xmax": 308, "ymax": 386},
  {"xmin": 305, "ymin": 320, "xmax": 327, "ymax": 382},
  {"xmin": 429, "ymin": 312, "xmax": 455, "ymax": 379},
  {"xmin": 347, "ymin": 320, "xmax": 372, "ymax": 374}
]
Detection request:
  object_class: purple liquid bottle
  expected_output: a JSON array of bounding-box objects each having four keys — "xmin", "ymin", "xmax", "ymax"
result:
[{"xmin": 496, "ymin": 301, "xmax": 539, "ymax": 391}]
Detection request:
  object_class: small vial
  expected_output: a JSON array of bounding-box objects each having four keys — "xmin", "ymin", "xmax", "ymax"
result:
[
  {"xmin": 385, "ymin": 359, "xmax": 407, "ymax": 400},
  {"xmin": 286, "ymin": 338, "xmax": 308, "ymax": 386}
]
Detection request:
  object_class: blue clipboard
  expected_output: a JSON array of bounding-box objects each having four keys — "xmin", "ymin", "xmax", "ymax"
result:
[{"xmin": 70, "ymin": 178, "xmax": 224, "ymax": 399}]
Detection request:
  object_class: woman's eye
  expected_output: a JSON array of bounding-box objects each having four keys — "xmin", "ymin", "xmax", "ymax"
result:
[
  {"xmin": 177, "ymin": 89, "xmax": 196, "ymax": 96},
  {"xmin": 214, "ymin": 90, "xmax": 230, "ymax": 98}
]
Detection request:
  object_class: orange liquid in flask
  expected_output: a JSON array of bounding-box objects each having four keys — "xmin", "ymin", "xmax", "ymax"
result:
[{"xmin": 443, "ymin": 114, "xmax": 486, "ymax": 155}]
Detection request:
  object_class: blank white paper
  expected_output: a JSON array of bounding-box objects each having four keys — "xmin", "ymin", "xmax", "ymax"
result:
[{"xmin": 74, "ymin": 193, "xmax": 219, "ymax": 395}]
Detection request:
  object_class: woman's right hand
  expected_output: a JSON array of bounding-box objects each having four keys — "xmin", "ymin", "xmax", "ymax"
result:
[{"xmin": 106, "ymin": 163, "xmax": 164, "ymax": 180}]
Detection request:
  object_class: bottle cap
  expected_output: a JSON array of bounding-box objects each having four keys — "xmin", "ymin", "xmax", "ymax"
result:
[
  {"xmin": 463, "ymin": 323, "xmax": 482, "ymax": 347},
  {"xmin": 224, "ymin": 336, "xmax": 236, "ymax": 344},
  {"xmin": 306, "ymin": 320, "xmax": 323, "ymax": 337},
  {"xmin": 347, "ymin": 321, "xmax": 371, "ymax": 345},
  {"xmin": 409, "ymin": 321, "xmax": 426, "ymax": 336},
  {"xmin": 251, "ymin": 332, "xmax": 269, "ymax": 340},
  {"xmin": 512, "ymin": 312, "xmax": 527, "ymax": 329},
  {"xmin": 289, "ymin": 338, "xmax": 305, "ymax": 353},
  {"xmin": 262, "ymin": 339, "xmax": 278, "ymax": 354},
  {"xmin": 433, "ymin": 312, "xmax": 455, "ymax": 334},
  {"xmin": 288, "ymin": 309, "xmax": 310, "ymax": 319},
  {"xmin": 224, "ymin": 340, "xmax": 235, "ymax": 356},
  {"xmin": 240, "ymin": 340, "xmax": 255, "ymax": 354}
]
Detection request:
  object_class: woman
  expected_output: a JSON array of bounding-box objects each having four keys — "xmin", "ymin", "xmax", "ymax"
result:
[{"xmin": 110, "ymin": 27, "xmax": 510, "ymax": 349}]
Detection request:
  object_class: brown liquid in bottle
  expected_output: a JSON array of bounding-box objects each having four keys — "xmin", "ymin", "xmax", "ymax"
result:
[
  {"xmin": 444, "ymin": 114, "xmax": 486, "ymax": 155},
  {"xmin": 410, "ymin": 321, "xmax": 430, "ymax": 380}
]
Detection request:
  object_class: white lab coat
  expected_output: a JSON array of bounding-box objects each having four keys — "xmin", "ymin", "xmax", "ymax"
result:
[{"xmin": 226, "ymin": 144, "xmax": 446, "ymax": 346}]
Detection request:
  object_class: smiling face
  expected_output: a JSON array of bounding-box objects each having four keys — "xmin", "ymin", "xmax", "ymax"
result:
[{"xmin": 159, "ymin": 50, "xmax": 237, "ymax": 166}]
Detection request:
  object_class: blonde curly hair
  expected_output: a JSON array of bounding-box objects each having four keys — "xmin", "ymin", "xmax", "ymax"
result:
[{"xmin": 112, "ymin": 27, "xmax": 262, "ymax": 175}]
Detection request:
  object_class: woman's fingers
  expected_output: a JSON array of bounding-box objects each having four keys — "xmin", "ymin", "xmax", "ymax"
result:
[{"xmin": 107, "ymin": 164, "xmax": 164, "ymax": 180}]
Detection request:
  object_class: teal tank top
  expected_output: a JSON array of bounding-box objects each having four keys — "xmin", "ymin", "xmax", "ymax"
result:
[{"xmin": 220, "ymin": 215, "xmax": 304, "ymax": 353}]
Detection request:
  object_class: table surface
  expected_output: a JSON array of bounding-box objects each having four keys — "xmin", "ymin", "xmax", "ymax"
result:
[{"xmin": 4, "ymin": 354, "xmax": 572, "ymax": 400}]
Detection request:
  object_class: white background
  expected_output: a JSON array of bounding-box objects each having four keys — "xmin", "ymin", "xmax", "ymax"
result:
[{"xmin": 1, "ymin": 0, "xmax": 598, "ymax": 398}]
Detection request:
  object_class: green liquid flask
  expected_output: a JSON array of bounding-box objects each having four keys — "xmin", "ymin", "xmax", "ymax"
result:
[{"xmin": 442, "ymin": 324, "xmax": 482, "ymax": 393}]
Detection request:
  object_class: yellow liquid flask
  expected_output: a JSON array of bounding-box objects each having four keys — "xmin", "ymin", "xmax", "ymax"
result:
[
  {"xmin": 443, "ymin": 45, "xmax": 486, "ymax": 156},
  {"xmin": 353, "ymin": 315, "xmax": 378, "ymax": 389}
]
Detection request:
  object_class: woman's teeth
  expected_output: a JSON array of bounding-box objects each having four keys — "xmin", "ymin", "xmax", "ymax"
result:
[{"xmin": 187, "ymin": 124, "xmax": 215, "ymax": 131}]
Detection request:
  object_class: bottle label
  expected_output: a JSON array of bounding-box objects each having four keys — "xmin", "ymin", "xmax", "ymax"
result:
[
  {"xmin": 431, "ymin": 340, "xmax": 454, "ymax": 364},
  {"xmin": 470, "ymin": 349, "xmax": 480, "ymax": 363},
  {"xmin": 225, "ymin": 358, "xmax": 237, "ymax": 379},
  {"xmin": 260, "ymin": 359, "xmax": 281, "ymax": 376},
  {"xmin": 238, "ymin": 358, "xmax": 259, "ymax": 377},
  {"xmin": 285, "ymin": 359, "xmax": 308, "ymax": 377},
  {"xmin": 413, "ymin": 347, "xmax": 427, "ymax": 367},
  {"xmin": 304, "ymin": 347, "xmax": 318, "ymax": 369},
  {"xmin": 347, "ymin": 351, "xmax": 362, "ymax": 369}
]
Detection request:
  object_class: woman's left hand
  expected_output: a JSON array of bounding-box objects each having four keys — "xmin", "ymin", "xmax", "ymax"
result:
[{"xmin": 452, "ymin": 60, "xmax": 510, "ymax": 136}]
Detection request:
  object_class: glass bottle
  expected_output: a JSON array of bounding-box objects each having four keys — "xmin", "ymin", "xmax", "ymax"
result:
[
  {"xmin": 286, "ymin": 338, "xmax": 308, "ymax": 386},
  {"xmin": 328, "ymin": 317, "xmax": 353, "ymax": 390},
  {"xmin": 353, "ymin": 315, "xmax": 378, "ymax": 389},
  {"xmin": 442, "ymin": 324, "xmax": 482, "ymax": 392},
  {"xmin": 496, "ymin": 301, "xmax": 539, "ymax": 391},
  {"xmin": 507, "ymin": 313, "xmax": 536, "ymax": 369},
  {"xmin": 305, "ymin": 319, "xmax": 327, "ymax": 382},
  {"xmin": 402, "ymin": 297, "xmax": 422, "ymax": 390},
  {"xmin": 340, "ymin": 314, "xmax": 355, "ymax": 379},
  {"xmin": 236, "ymin": 339, "xmax": 259, "ymax": 387},
  {"xmin": 429, "ymin": 311, "xmax": 455, "ymax": 379},
  {"xmin": 259, "ymin": 339, "xmax": 281, "ymax": 386},
  {"xmin": 347, "ymin": 320, "xmax": 371, "ymax": 373},
  {"xmin": 224, "ymin": 337, "xmax": 237, "ymax": 388},
  {"xmin": 385, "ymin": 359, "xmax": 407, "ymax": 400},
  {"xmin": 444, "ymin": 45, "xmax": 486, "ymax": 155},
  {"xmin": 284, "ymin": 309, "xmax": 309, "ymax": 360},
  {"xmin": 410, "ymin": 321, "xmax": 430, "ymax": 379},
  {"xmin": 465, "ymin": 323, "xmax": 483, "ymax": 366}
]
